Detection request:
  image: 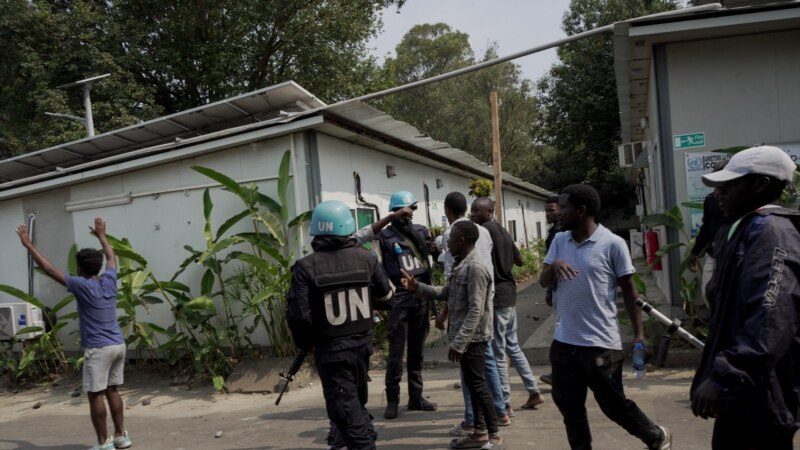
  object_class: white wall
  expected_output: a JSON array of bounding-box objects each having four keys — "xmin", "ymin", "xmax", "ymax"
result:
[
  {"xmin": 0, "ymin": 199, "xmax": 28, "ymax": 301},
  {"xmin": 0, "ymin": 128, "xmax": 548, "ymax": 349},
  {"xmin": 0, "ymin": 136, "xmax": 298, "ymax": 349},
  {"xmin": 501, "ymin": 189, "xmax": 548, "ymax": 246},
  {"xmin": 314, "ymin": 133, "xmax": 547, "ymax": 243},
  {"xmin": 643, "ymin": 28, "xmax": 800, "ymax": 305},
  {"xmin": 666, "ymin": 29, "xmax": 800, "ymax": 227}
]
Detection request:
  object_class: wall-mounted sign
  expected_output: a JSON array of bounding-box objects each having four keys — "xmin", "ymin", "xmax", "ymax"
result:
[{"xmin": 673, "ymin": 132, "xmax": 706, "ymax": 149}]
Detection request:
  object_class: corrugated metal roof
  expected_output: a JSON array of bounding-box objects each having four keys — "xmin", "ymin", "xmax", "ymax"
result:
[
  {"xmin": 322, "ymin": 101, "xmax": 554, "ymax": 199},
  {"xmin": 0, "ymin": 82, "xmax": 553, "ymax": 199},
  {"xmin": 0, "ymin": 81, "xmax": 324, "ymax": 184}
]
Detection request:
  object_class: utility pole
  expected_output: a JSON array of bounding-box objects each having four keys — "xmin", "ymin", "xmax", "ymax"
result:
[
  {"xmin": 490, "ymin": 91, "xmax": 503, "ymax": 226},
  {"xmin": 46, "ymin": 73, "xmax": 110, "ymax": 137}
]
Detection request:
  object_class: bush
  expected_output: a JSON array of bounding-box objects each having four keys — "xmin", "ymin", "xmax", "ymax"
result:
[{"xmin": 513, "ymin": 239, "xmax": 546, "ymax": 282}]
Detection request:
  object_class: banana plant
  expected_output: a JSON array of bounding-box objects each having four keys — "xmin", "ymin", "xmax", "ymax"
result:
[
  {"xmin": 640, "ymin": 205, "xmax": 703, "ymax": 334},
  {"xmin": 187, "ymin": 150, "xmax": 310, "ymax": 357},
  {"xmin": 0, "ymin": 285, "xmax": 76, "ymax": 385}
]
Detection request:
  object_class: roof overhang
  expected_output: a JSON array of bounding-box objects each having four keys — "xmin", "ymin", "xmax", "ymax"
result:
[
  {"xmin": 0, "ymin": 84, "xmax": 553, "ymax": 201},
  {"xmin": 318, "ymin": 102, "xmax": 554, "ymax": 200},
  {"xmin": 0, "ymin": 81, "xmax": 324, "ymax": 188},
  {"xmin": 615, "ymin": 1, "xmax": 800, "ymax": 144}
]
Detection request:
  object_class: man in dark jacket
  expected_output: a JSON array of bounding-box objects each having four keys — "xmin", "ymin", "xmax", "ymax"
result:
[
  {"xmin": 378, "ymin": 191, "xmax": 438, "ymax": 419},
  {"xmin": 287, "ymin": 200, "xmax": 393, "ymax": 450},
  {"xmin": 690, "ymin": 145, "xmax": 800, "ymax": 450},
  {"xmin": 687, "ymin": 160, "xmax": 728, "ymax": 307}
]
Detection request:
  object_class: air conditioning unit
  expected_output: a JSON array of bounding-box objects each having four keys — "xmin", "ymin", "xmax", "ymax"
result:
[
  {"xmin": 618, "ymin": 142, "xmax": 645, "ymax": 168},
  {"xmin": 0, "ymin": 303, "xmax": 45, "ymax": 341}
]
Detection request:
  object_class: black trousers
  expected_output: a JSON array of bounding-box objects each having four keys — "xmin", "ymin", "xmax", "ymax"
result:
[
  {"xmin": 712, "ymin": 415, "xmax": 795, "ymax": 450},
  {"xmin": 316, "ymin": 344, "xmax": 376, "ymax": 450},
  {"xmin": 461, "ymin": 341, "xmax": 499, "ymax": 435},
  {"xmin": 385, "ymin": 303, "xmax": 429, "ymax": 400},
  {"xmin": 550, "ymin": 340, "xmax": 661, "ymax": 450}
]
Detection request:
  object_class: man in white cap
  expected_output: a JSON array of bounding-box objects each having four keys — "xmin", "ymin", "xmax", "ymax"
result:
[{"xmin": 690, "ymin": 145, "xmax": 800, "ymax": 450}]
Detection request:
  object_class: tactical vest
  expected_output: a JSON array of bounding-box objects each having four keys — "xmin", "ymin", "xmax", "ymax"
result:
[
  {"xmin": 297, "ymin": 248, "xmax": 375, "ymax": 338},
  {"xmin": 377, "ymin": 225, "xmax": 430, "ymax": 281}
]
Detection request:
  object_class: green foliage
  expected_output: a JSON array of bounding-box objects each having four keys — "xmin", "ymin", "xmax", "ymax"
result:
[
  {"xmin": 0, "ymin": 1, "xmax": 163, "ymax": 157},
  {"xmin": 468, "ymin": 179, "xmax": 494, "ymax": 198},
  {"xmin": 512, "ymin": 240, "xmax": 546, "ymax": 281},
  {"xmin": 0, "ymin": 286, "xmax": 77, "ymax": 387},
  {"xmin": 533, "ymin": 0, "xmax": 680, "ymax": 211},
  {"xmin": 376, "ymin": 23, "xmax": 540, "ymax": 172},
  {"xmin": 641, "ymin": 206, "xmax": 707, "ymax": 339},
  {"xmin": 189, "ymin": 150, "xmax": 310, "ymax": 358},
  {"xmin": 1, "ymin": 0, "xmax": 403, "ymax": 156},
  {"xmin": 2, "ymin": 151, "xmax": 309, "ymax": 389}
]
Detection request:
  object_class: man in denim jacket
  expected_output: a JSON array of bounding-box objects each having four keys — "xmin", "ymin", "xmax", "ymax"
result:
[{"xmin": 402, "ymin": 221, "xmax": 502, "ymax": 449}]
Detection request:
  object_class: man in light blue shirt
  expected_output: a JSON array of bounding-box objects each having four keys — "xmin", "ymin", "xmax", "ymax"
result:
[
  {"xmin": 540, "ymin": 184, "xmax": 671, "ymax": 450},
  {"xmin": 17, "ymin": 218, "xmax": 131, "ymax": 450}
]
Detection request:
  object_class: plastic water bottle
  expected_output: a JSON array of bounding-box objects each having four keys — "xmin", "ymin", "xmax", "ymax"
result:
[
  {"xmin": 393, "ymin": 242, "xmax": 403, "ymax": 255},
  {"xmin": 632, "ymin": 341, "xmax": 646, "ymax": 379}
]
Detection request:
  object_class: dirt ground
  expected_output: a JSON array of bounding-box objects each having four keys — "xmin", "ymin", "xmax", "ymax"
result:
[{"xmin": 0, "ymin": 365, "xmax": 726, "ymax": 450}]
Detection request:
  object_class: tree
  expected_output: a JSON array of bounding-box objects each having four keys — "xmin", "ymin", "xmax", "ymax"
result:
[
  {"xmin": 377, "ymin": 24, "xmax": 540, "ymax": 175},
  {"xmin": 0, "ymin": 1, "xmax": 162, "ymax": 157},
  {"xmin": 534, "ymin": 0, "xmax": 680, "ymax": 212},
  {"xmin": 113, "ymin": 0, "xmax": 402, "ymax": 112},
  {"xmin": 0, "ymin": 0, "xmax": 403, "ymax": 156}
]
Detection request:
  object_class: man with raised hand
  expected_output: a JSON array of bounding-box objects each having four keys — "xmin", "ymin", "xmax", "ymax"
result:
[{"xmin": 17, "ymin": 217, "xmax": 131, "ymax": 450}]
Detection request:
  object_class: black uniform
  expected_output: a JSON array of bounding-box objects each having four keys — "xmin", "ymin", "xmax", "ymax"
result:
[
  {"xmin": 287, "ymin": 236, "xmax": 392, "ymax": 450},
  {"xmin": 377, "ymin": 223, "xmax": 433, "ymax": 402}
]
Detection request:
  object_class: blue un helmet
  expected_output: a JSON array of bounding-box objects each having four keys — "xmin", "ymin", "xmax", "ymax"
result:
[
  {"xmin": 309, "ymin": 201, "xmax": 356, "ymax": 237},
  {"xmin": 388, "ymin": 191, "xmax": 417, "ymax": 211}
]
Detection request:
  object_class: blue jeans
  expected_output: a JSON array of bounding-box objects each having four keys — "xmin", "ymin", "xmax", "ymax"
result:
[
  {"xmin": 492, "ymin": 306, "xmax": 540, "ymax": 406},
  {"xmin": 462, "ymin": 340, "xmax": 506, "ymax": 424}
]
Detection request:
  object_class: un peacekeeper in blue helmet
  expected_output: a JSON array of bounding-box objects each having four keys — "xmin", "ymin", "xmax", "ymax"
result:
[
  {"xmin": 287, "ymin": 200, "xmax": 400, "ymax": 450},
  {"xmin": 376, "ymin": 191, "xmax": 440, "ymax": 420}
]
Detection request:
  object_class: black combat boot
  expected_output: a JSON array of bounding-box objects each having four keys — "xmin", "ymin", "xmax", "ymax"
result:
[
  {"xmin": 385, "ymin": 398, "xmax": 399, "ymax": 420},
  {"xmin": 408, "ymin": 397, "xmax": 438, "ymax": 411}
]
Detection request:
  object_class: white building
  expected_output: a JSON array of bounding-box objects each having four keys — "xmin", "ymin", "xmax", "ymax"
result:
[
  {"xmin": 614, "ymin": 1, "xmax": 800, "ymax": 304},
  {"xmin": 0, "ymin": 82, "xmax": 552, "ymax": 348}
]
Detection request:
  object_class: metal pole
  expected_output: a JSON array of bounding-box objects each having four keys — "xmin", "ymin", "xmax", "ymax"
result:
[
  {"xmin": 636, "ymin": 298, "xmax": 705, "ymax": 350},
  {"xmin": 83, "ymin": 84, "xmax": 95, "ymax": 137}
]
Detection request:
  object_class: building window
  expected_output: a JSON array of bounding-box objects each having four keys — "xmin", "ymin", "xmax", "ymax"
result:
[
  {"xmin": 354, "ymin": 208, "xmax": 375, "ymax": 229},
  {"xmin": 352, "ymin": 208, "xmax": 376, "ymax": 249},
  {"xmin": 536, "ymin": 222, "xmax": 542, "ymax": 239},
  {"xmin": 508, "ymin": 220, "xmax": 517, "ymax": 242}
]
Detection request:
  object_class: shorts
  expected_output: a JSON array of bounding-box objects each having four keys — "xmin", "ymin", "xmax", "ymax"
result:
[{"xmin": 83, "ymin": 343, "xmax": 126, "ymax": 393}]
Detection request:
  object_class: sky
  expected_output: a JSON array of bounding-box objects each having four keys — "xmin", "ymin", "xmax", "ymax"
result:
[{"xmin": 366, "ymin": 0, "xmax": 574, "ymax": 83}]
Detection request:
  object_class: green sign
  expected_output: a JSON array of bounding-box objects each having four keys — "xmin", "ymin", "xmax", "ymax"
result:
[{"xmin": 673, "ymin": 132, "xmax": 705, "ymax": 149}]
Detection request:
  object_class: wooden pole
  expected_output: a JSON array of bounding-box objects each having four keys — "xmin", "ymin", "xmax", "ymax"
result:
[{"xmin": 490, "ymin": 91, "xmax": 503, "ymax": 225}]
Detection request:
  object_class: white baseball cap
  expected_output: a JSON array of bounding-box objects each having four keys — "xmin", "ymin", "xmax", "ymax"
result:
[{"xmin": 701, "ymin": 145, "xmax": 797, "ymax": 187}]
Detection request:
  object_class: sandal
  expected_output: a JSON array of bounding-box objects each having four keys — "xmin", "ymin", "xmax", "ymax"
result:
[{"xmin": 450, "ymin": 434, "xmax": 489, "ymax": 449}]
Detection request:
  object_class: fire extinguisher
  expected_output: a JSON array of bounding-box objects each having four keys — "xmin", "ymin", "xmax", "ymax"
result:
[{"xmin": 645, "ymin": 230, "xmax": 662, "ymax": 271}]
